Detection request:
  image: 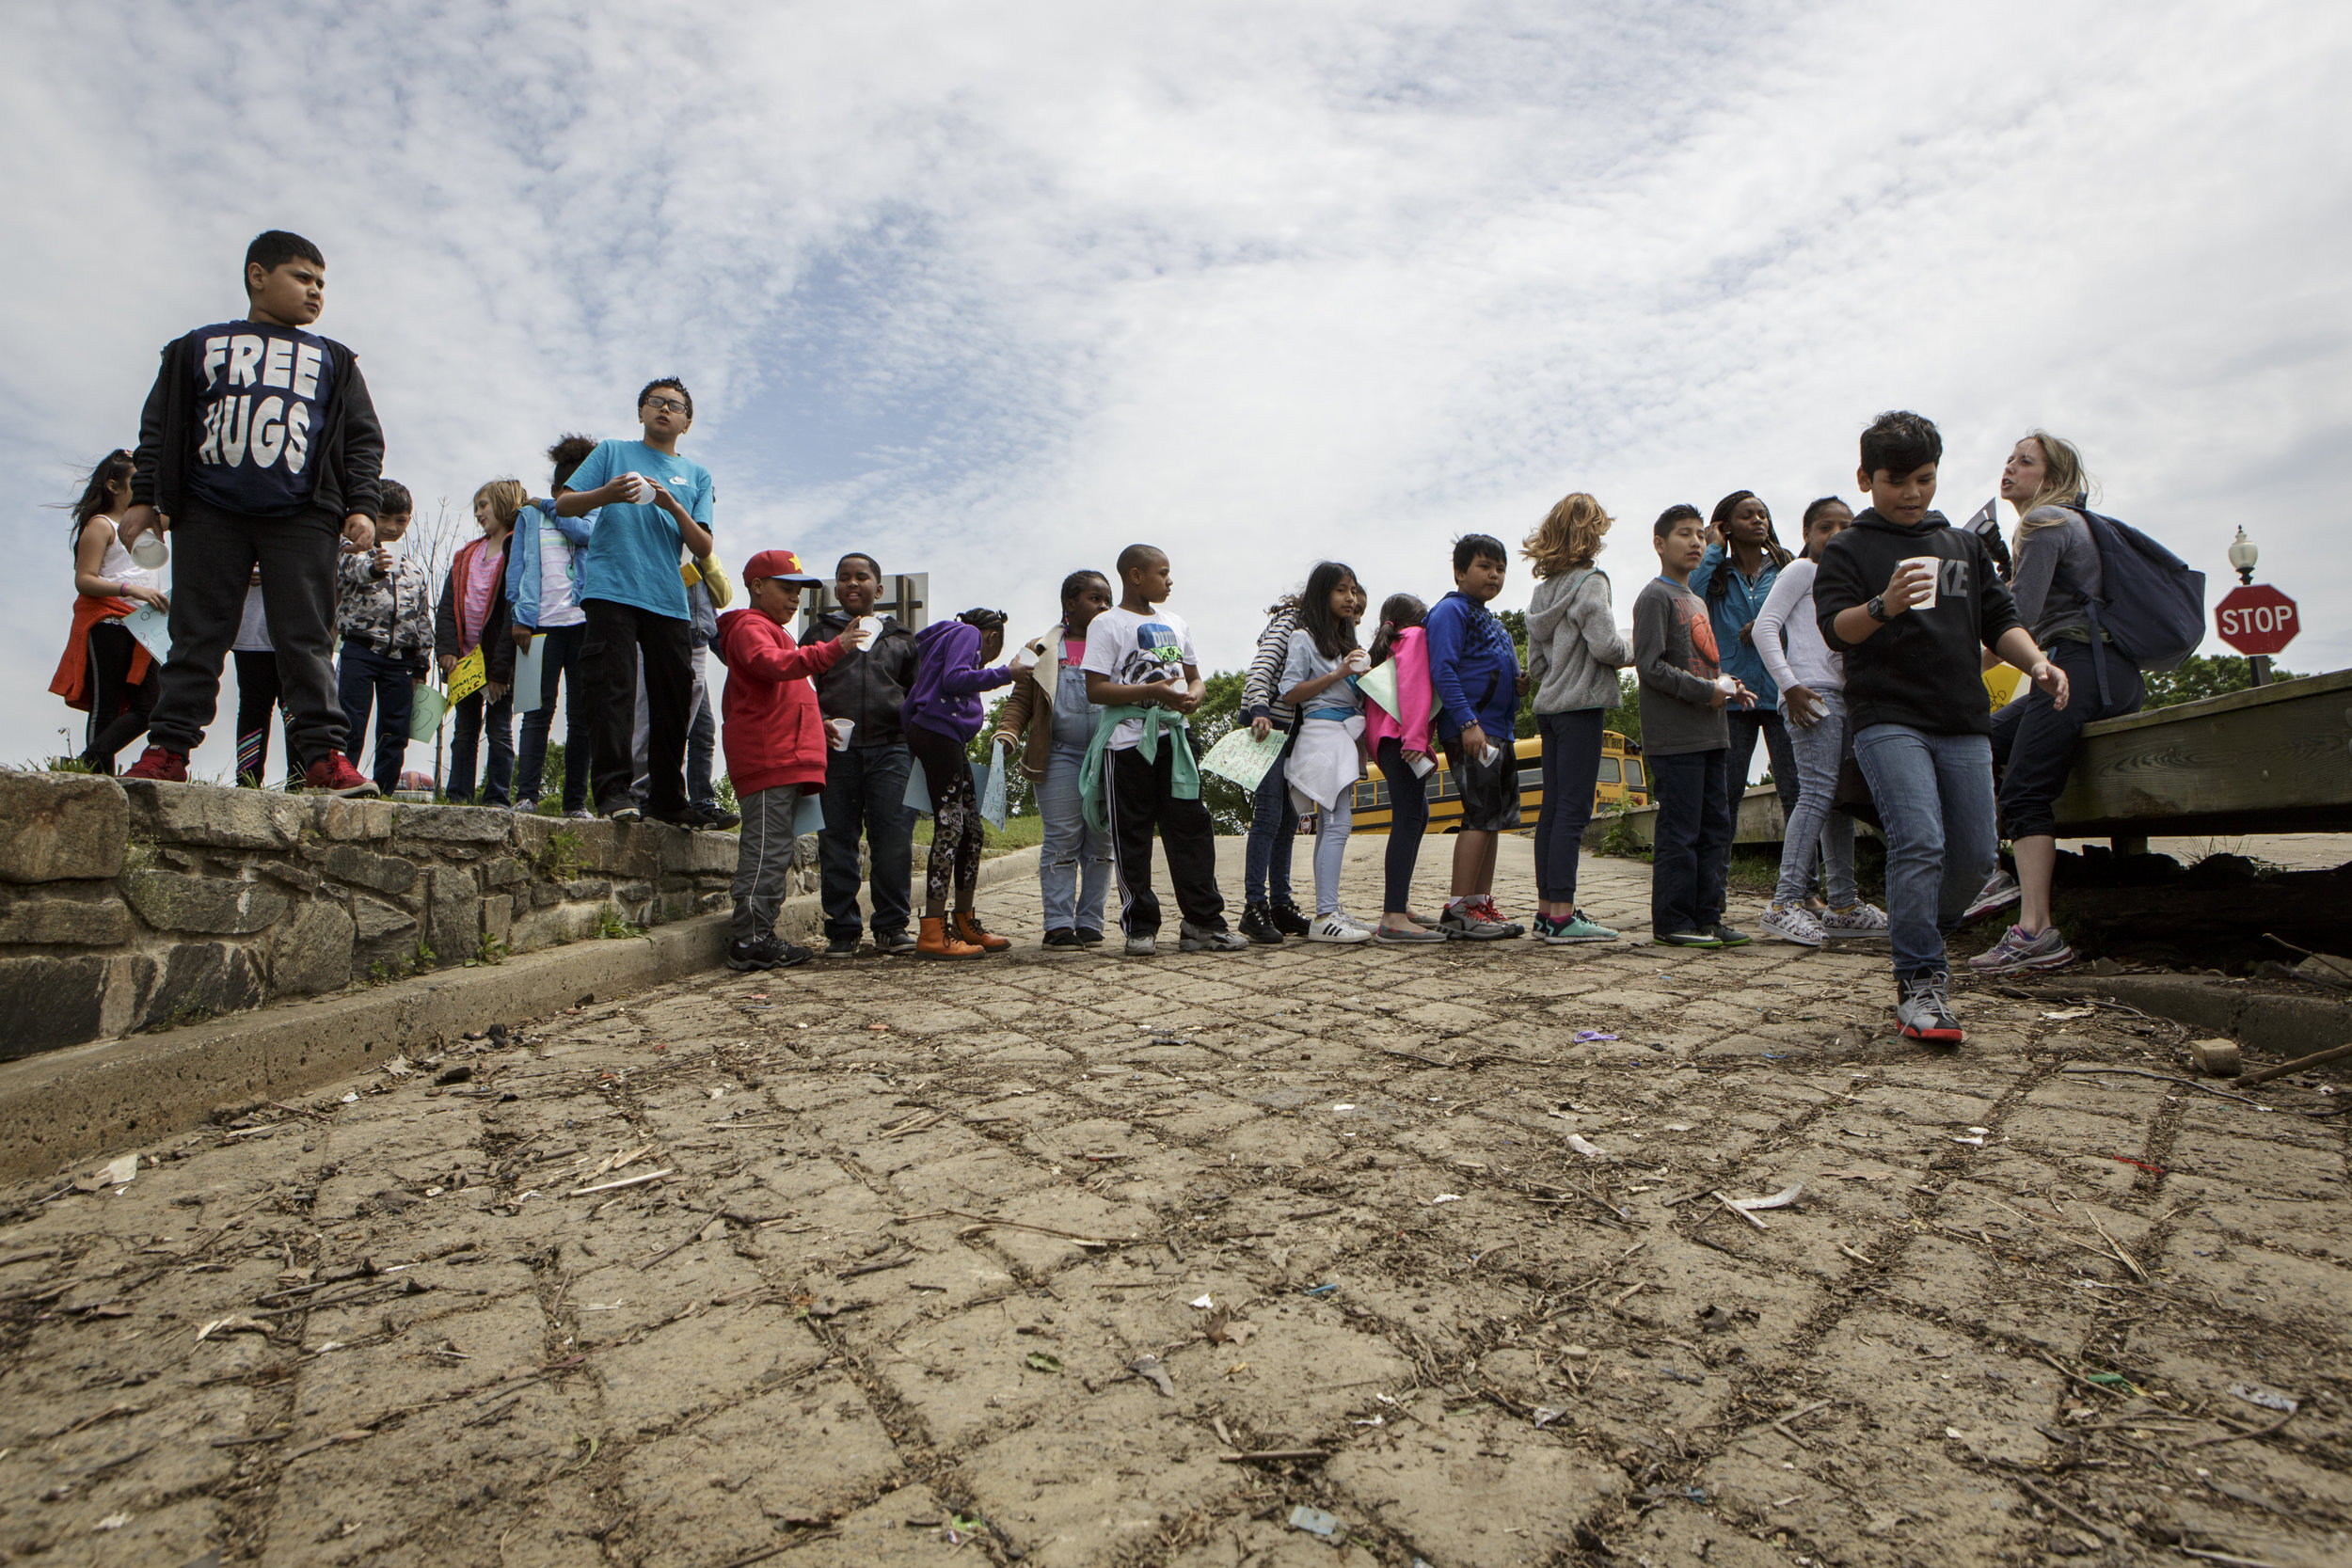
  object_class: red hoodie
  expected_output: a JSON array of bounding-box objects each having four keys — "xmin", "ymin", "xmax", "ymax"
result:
[{"xmin": 714, "ymin": 609, "xmax": 848, "ymax": 798}]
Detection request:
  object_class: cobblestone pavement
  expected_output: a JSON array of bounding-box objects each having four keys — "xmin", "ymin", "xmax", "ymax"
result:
[{"xmin": 4, "ymin": 836, "xmax": 2347, "ymax": 1568}]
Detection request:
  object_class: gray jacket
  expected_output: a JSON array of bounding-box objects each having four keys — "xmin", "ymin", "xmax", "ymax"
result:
[
  {"xmin": 1525, "ymin": 568, "xmax": 1632, "ymax": 713},
  {"xmin": 2009, "ymin": 508, "xmax": 2102, "ymax": 644}
]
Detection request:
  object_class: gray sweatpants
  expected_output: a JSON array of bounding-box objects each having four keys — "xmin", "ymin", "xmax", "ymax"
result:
[{"xmin": 730, "ymin": 784, "xmax": 800, "ymax": 945}]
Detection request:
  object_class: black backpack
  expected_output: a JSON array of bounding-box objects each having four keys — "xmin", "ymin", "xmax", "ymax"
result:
[{"xmin": 2055, "ymin": 504, "xmax": 2205, "ymax": 705}]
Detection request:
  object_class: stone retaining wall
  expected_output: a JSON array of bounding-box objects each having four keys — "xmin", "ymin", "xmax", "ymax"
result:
[{"xmin": 0, "ymin": 772, "xmax": 788, "ymax": 1058}]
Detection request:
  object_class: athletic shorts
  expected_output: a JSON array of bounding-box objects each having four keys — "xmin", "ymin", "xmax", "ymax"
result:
[{"xmin": 1443, "ymin": 736, "xmax": 1522, "ymax": 832}]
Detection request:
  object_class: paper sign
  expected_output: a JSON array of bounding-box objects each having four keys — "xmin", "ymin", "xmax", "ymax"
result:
[
  {"xmin": 904, "ymin": 757, "xmax": 931, "ymax": 816},
  {"xmin": 446, "ymin": 647, "xmax": 486, "ymax": 703},
  {"xmin": 793, "ymin": 791, "xmax": 825, "ymax": 837},
  {"xmin": 1200, "ymin": 727, "xmax": 1288, "ymax": 792},
  {"xmin": 408, "ymin": 685, "xmax": 449, "ymax": 742},
  {"xmin": 121, "ymin": 605, "xmax": 173, "ymax": 663},
  {"xmin": 512, "ymin": 634, "xmax": 547, "ymax": 714},
  {"xmin": 978, "ymin": 742, "xmax": 1009, "ymax": 830},
  {"xmin": 680, "ymin": 561, "xmax": 703, "ymax": 588},
  {"xmin": 1355, "ymin": 658, "xmax": 1400, "ymax": 717}
]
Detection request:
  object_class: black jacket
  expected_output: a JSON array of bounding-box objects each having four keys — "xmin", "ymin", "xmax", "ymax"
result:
[
  {"xmin": 1815, "ymin": 509, "xmax": 2022, "ymax": 736},
  {"xmin": 806, "ymin": 610, "xmax": 920, "ymax": 746},
  {"xmin": 131, "ymin": 327, "xmax": 384, "ymax": 522},
  {"xmin": 434, "ymin": 542, "xmax": 518, "ymax": 686}
]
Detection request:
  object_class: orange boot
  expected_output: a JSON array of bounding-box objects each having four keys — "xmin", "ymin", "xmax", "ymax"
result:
[
  {"xmin": 915, "ymin": 914, "xmax": 985, "ymax": 959},
  {"xmin": 952, "ymin": 911, "xmax": 1010, "ymax": 952}
]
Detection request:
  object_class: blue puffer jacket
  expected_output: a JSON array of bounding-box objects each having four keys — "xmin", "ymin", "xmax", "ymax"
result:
[{"xmin": 507, "ymin": 498, "xmax": 596, "ymax": 630}]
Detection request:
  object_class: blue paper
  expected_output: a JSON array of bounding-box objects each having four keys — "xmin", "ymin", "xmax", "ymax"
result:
[
  {"xmin": 978, "ymin": 741, "xmax": 1009, "ymax": 830},
  {"xmin": 905, "ymin": 758, "xmax": 930, "ymax": 816},
  {"xmin": 793, "ymin": 790, "xmax": 825, "ymax": 837},
  {"xmin": 512, "ymin": 633, "xmax": 547, "ymax": 713}
]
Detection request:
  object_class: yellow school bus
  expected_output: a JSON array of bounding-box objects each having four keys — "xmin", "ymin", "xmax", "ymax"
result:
[{"xmin": 1346, "ymin": 731, "xmax": 1645, "ymax": 833}]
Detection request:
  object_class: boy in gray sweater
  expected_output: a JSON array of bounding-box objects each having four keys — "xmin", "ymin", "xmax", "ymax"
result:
[{"xmin": 1634, "ymin": 505, "xmax": 1755, "ymax": 947}]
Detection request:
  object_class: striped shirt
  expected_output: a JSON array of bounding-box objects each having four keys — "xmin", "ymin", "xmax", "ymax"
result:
[{"xmin": 1241, "ymin": 603, "xmax": 1301, "ymax": 731}]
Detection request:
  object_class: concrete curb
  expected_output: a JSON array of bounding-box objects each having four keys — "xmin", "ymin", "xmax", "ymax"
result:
[
  {"xmin": 2047, "ymin": 974, "xmax": 2350, "ymax": 1066},
  {"xmin": 0, "ymin": 845, "xmax": 1042, "ymax": 1184}
]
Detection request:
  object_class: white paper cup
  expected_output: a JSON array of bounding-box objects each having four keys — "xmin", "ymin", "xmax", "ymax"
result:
[
  {"xmin": 853, "ymin": 615, "xmax": 882, "ymax": 647},
  {"xmin": 1900, "ymin": 555, "xmax": 1940, "ymax": 610},
  {"xmin": 827, "ymin": 718, "xmax": 855, "ymax": 752},
  {"xmin": 128, "ymin": 532, "xmax": 169, "ymax": 569},
  {"xmin": 623, "ymin": 472, "xmax": 651, "ymax": 503}
]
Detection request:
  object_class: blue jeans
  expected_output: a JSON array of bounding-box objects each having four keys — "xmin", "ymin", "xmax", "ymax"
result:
[
  {"xmin": 1038, "ymin": 743, "xmax": 1112, "ymax": 933},
  {"xmin": 337, "ymin": 641, "xmax": 419, "ymax": 796},
  {"xmin": 819, "ymin": 742, "xmax": 916, "ymax": 942},
  {"xmin": 688, "ymin": 679, "xmax": 719, "ymax": 812},
  {"xmin": 514, "ymin": 624, "xmax": 589, "ymax": 813},
  {"xmin": 1852, "ymin": 723, "xmax": 1995, "ymax": 981},
  {"xmin": 1243, "ymin": 727, "xmax": 1299, "ymax": 906},
  {"xmin": 1649, "ymin": 749, "xmax": 1732, "ymax": 936},
  {"xmin": 447, "ymin": 688, "xmax": 514, "ymax": 805},
  {"xmin": 1534, "ymin": 708, "xmax": 1603, "ymax": 904},
  {"xmin": 1774, "ymin": 692, "xmax": 1856, "ymax": 907}
]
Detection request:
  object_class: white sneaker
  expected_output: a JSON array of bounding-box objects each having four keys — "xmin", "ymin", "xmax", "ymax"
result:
[
  {"xmin": 1963, "ymin": 872, "xmax": 2020, "ymax": 924},
  {"xmin": 1820, "ymin": 898, "xmax": 1889, "ymax": 935},
  {"xmin": 1124, "ymin": 933, "xmax": 1157, "ymax": 958},
  {"xmin": 1758, "ymin": 901, "xmax": 1826, "ymax": 947},
  {"xmin": 1307, "ymin": 913, "xmax": 1373, "ymax": 944}
]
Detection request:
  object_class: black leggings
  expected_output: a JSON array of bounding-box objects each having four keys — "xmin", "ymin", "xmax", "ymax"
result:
[
  {"xmin": 234, "ymin": 649, "xmax": 296, "ymax": 786},
  {"xmin": 82, "ymin": 622, "xmax": 155, "ymax": 772},
  {"xmin": 909, "ymin": 724, "xmax": 983, "ymax": 911},
  {"xmin": 1375, "ymin": 736, "xmax": 1430, "ymax": 914}
]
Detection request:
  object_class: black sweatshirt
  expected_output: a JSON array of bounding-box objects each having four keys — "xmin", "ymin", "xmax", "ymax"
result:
[
  {"xmin": 132, "ymin": 324, "xmax": 384, "ymax": 523},
  {"xmin": 1814, "ymin": 509, "xmax": 2021, "ymax": 736}
]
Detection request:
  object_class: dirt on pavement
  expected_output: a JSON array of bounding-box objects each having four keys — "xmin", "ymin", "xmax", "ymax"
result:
[{"xmin": 2, "ymin": 836, "xmax": 2346, "ymax": 1568}]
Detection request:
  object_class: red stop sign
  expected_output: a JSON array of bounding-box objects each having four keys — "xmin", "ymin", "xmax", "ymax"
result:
[{"xmin": 2215, "ymin": 583, "xmax": 2298, "ymax": 657}]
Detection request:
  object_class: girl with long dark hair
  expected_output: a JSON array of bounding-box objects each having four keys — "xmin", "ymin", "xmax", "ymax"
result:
[
  {"xmin": 48, "ymin": 451, "xmax": 167, "ymax": 771},
  {"xmin": 1279, "ymin": 562, "xmax": 1371, "ymax": 942},
  {"xmin": 1691, "ymin": 490, "xmax": 1799, "ymax": 847}
]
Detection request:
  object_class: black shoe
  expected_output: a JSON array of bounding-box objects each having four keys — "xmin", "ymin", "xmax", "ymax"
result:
[
  {"xmin": 1073, "ymin": 927, "xmax": 1104, "ymax": 946},
  {"xmin": 727, "ymin": 934, "xmax": 809, "ymax": 971},
  {"xmin": 698, "ymin": 805, "xmax": 742, "ymax": 831},
  {"xmin": 1043, "ymin": 927, "xmax": 1082, "ymax": 949},
  {"xmin": 655, "ymin": 804, "xmax": 720, "ymax": 830},
  {"xmin": 604, "ymin": 800, "xmax": 644, "ymax": 824},
  {"xmin": 1267, "ymin": 900, "xmax": 1312, "ymax": 938},
  {"xmin": 875, "ymin": 929, "xmax": 919, "ymax": 957},
  {"xmin": 1239, "ymin": 901, "xmax": 1286, "ymax": 944},
  {"xmin": 821, "ymin": 935, "xmax": 860, "ymax": 959},
  {"xmin": 1708, "ymin": 922, "xmax": 1753, "ymax": 947}
]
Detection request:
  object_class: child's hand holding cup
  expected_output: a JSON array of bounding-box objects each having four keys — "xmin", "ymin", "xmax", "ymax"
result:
[
  {"xmin": 1892, "ymin": 556, "xmax": 1940, "ymax": 612},
  {"xmin": 1342, "ymin": 648, "xmax": 1370, "ymax": 676},
  {"xmin": 620, "ymin": 472, "xmax": 653, "ymax": 504}
]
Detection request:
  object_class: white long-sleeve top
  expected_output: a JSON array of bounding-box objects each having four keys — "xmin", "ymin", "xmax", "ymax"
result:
[{"xmin": 1753, "ymin": 558, "xmax": 1842, "ymax": 694}]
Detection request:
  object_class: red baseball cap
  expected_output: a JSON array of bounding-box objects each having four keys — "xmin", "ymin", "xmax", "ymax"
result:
[{"xmin": 743, "ymin": 548, "xmax": 824, "ymax": 586}]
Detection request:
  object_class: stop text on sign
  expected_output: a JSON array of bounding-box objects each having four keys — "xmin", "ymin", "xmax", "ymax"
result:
[{"xmin": 2213, "ymin": 583, "xmax": 2298, "ymax": 657}]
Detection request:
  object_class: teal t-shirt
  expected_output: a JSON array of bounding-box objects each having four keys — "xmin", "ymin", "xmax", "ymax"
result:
[{"xmin": 565, "ymin": 438, "xmax": 712, "ymax": 619}]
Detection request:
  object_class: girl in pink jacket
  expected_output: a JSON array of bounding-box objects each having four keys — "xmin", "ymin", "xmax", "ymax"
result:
[{"xmin": 1362, "ymin": 594, "xmax": 1445, "ymax": 943}]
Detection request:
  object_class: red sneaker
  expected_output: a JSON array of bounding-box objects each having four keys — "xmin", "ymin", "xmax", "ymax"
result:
[
  {"xmin": 122, "ymin": 745, "xmax": 190, "ymax": 783},
  {"xmin": 301, "ymin": 753, "xmax": 381, "ymax": 798}
]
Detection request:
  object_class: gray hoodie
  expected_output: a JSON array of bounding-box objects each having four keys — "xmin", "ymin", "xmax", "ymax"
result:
[{"xmin": 1525, "ymin": 568, "xmax": 1632, "ymax": 713}]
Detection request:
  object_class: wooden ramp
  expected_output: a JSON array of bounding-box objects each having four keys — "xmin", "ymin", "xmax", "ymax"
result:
[{"xmin": 1591, "ymin": 668, "xmax": 2352, "ymax": 848}]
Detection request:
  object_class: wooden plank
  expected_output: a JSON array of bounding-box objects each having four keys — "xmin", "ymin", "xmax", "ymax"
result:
[
  {"xmin": 2052, "ymin": 669, "xmax": 2352, "ymax": 835},
  {"xmin": 1587, "ymin": 670, "xmax": 2352, "ymax": 847}
]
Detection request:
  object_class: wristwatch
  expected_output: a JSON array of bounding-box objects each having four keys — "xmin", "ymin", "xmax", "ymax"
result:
[{"xmin": 1866, "ymin": 594, "xmax": 1892, "ymax": 623}]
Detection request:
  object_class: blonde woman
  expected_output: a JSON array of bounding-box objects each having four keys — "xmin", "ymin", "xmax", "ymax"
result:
[
  {"xmin": 1971, "ymin": 432, "xmax": 2124, "ymax": 975},
  {"xmin": 1522, "ymin": 492, "xmax": 1633, "ymax": 943},
  {"xmin": 434, "ymin": 479, "xmax": 525, "ymax": 804}
]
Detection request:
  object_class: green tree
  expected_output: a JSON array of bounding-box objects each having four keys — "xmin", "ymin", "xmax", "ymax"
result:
[
  {"xmin": 1604, "ymin": 669, "xmax": 1642, "ymax": 747},
  {"xmin": 2140, "ymin": 653, "xmax": 2303, "ymax": 710}
]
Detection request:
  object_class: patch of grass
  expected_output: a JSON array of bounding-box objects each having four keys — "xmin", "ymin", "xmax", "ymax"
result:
[
  {"xmin": 474, "ymin": 931, "xmax": 509, "ymax": 966},
  {"xmin": 910, "ymin": 812, "xmax": 1044, "ymax": 858},
  {"xmin": 411, "ymin": 938, "xmax": 437, "ymax": 971},
  {"xmin": 1597, "ymin": 805, "xmax": 1651, "ymax": 862},
  {"xmin": 593, "ymin": 902, "xmax": 644, "ymax": 941},
  {"xmin": 535, "ymin": 826, "xmax": 583, "ymax": 882}
]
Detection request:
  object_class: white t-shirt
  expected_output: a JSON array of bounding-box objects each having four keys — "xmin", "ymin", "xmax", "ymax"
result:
[
  {"xmin": 535, "ymin": 517, "xmax": 585, "ymax": 628},
  {"xmin": 233, "ymin": 583, "xmax": 273, "ymax": 653},
  {"xmin": 1082, "ymin": 605, "xmax": 1196, "ymax": 750}
]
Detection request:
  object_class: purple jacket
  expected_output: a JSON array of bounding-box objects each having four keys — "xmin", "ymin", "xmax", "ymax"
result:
[{"xmin": 901, "ymin": 619, "xmax": 1015, "ymax": 742}]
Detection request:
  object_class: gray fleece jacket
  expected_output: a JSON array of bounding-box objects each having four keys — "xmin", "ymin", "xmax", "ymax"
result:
[{"xmin": 1525, "ymin": 568, "xmax": 1633, "ymax": 713}]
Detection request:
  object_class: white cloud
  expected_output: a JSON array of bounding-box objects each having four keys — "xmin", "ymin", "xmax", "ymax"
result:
[{"xmin": 3, "ymin": 0, "xmax": 2344, "ymax": 779}]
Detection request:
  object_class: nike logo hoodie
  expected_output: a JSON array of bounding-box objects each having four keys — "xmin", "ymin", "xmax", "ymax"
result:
[{"xmin": 1813, "ymin": 509, "xmax": 2022, "ymax": 736}]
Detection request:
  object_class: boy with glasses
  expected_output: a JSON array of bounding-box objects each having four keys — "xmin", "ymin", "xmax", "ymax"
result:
[{"xmin": 555, "ymin": 379, "xmax": 716, "ymax": 825}]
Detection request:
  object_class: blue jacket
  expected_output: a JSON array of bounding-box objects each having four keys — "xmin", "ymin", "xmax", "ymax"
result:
[
  {"xmin": 1689, "ymin": 544, "xmax": 1782, "ymax": 709},
  {"xmin": 507, "ymin": 498, "xmax": 596, "ymax": 630},
  {"xmin": 1422, "ymin": 590, "xmax": 1518, "ymax": 739}
]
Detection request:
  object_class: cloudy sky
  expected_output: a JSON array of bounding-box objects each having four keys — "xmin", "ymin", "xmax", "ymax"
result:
[{"xmin": 5, "ymin": 0, "xmax": 2344, "ymax": 780}]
